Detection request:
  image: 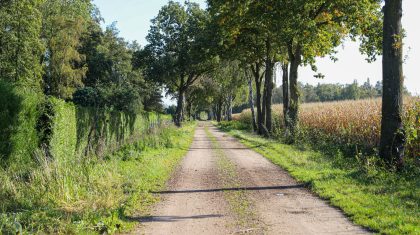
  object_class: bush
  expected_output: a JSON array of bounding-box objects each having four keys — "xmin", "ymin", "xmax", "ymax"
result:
[{"xmin": 218, "ymin": 121, "xmax": 250, "ymax": 132}]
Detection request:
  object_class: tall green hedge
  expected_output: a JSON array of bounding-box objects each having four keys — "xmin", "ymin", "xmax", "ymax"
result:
[
  {"xmin": 48, "ymin": 98, "xmax": 164, "ymax": 161},
  {"xmin": 0, "ymin": 86, "xmax": 169, "ymax": 172},
  {"xmin": 0, "ymin": 81, "xmax": 43, "ymax": 174}
]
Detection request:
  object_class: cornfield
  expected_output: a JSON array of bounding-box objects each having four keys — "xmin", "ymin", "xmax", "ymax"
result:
[{"xmin": 235, "ymin": 97, "xmax": 420, "ymax": 159}]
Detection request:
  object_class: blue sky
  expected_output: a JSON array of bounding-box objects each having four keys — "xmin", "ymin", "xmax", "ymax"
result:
[{"xmin": 94, "ymin": 0, "xmax": 420, "ymax": 100}]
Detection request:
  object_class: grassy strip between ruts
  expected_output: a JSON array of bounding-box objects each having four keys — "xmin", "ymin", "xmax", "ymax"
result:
[
  {"xmin": 216, "ymin": 122, "xmax": 419, "ymax": 235},
  {"xmin": 204, "ymin": 126, "xmax": 258, "ymax": 232},
  {"xmin": 0, "ymin": 122, "xmax": 196, "ymax": 234}
]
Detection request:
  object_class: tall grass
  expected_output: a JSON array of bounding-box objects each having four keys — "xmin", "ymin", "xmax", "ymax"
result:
[{"xmin": 0, "ymin": 122, "xmax": 196, "ymax": 234}]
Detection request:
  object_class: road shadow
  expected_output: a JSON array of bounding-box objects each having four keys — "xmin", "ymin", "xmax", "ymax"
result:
[
  {"xmin": 152, "ymin": 184, "xmax": 305, "ymax": 194},
  {"xmin": 128, "ymin": 214, "xmax": 224, "ymax": 223}
]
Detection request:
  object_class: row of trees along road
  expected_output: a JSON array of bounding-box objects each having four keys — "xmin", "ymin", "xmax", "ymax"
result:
[
  {"xmin": 142, "ymin": 0, "xmax": 406, "ymax": 168},
  {"xmin": 0, "ymin": 0, "xmax": 163, "ymax": 114}
]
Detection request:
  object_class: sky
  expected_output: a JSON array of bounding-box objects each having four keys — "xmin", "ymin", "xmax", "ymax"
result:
[{"xmin": 94, "ymin": 0, "xmax": 420, "ymax": 105}]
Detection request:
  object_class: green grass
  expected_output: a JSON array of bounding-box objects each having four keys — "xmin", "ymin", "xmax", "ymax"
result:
[
  {"xmin": 217, "ymin": 121, "xmax": 420, "ymax": 235},
  {"xmin": 0, "ymin": 122, "xmax": 196, "ymax": 234}
]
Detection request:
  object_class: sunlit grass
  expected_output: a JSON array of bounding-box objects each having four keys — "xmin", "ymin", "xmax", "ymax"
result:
[
  {"xmin": 0, "ymin": 122, "xmax": 196, "ymax": 234},
  {"xmin": 218, "ymin": 122, "xmax": 419, "ymax": 234}
]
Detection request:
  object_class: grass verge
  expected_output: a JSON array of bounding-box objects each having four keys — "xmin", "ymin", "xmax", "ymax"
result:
[
  {"xmin": 0, "ymin": 122, "xmax": 196, "ymax": 234},
  {"xmin": 216, "ymin": 122, "xmax": 419, "ymax": 235}
]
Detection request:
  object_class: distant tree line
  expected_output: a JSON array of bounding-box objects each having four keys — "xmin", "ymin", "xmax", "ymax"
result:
[{"xmin": 272, "ymin": 79, "xmax": 411, "ymax": 104}]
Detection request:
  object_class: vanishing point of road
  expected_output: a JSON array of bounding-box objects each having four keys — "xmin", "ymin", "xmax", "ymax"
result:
[{"xmin": 132, "ymin": 122, "xmax": 369, "ymax": 235}]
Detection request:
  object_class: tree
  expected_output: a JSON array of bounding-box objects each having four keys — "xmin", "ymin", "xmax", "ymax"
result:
[
  {"xmin": 342, "ymin": 80, "xmax": 361, "ymax": 100},
  {"xmin": 144, "ymin": 1, "xmax": 217, "ymax": 126},
  {"xmin": 379, "ymin": 0, "xmax": 405, "ymax": 168},
  {"xmin": 40, "ymin": 0, "xmax": 92, "ymax": 99},
  {"xmin": 267, "ymin": 0, "xmax": 383, "ymax": 141},
  {"xmin": 208, "ymin": 0, "xmax": 271, "ymax": 135},
  {"xmin": 76, "ymin": 20, "xmax": 147, "ymax": 114},
  {"xmin": 209, "ymin": 60, "xmax": 246, "ymax": 122},
  {"xmin": 0, "ymin": 0, "xmax": 44, "ymax": 87}
]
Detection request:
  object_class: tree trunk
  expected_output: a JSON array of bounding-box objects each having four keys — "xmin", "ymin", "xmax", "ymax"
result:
[
  {"xmin": 253, "ymin": 65, "xmax": 263, "ymax": 134},
  {"xmin": 288, "ymin": 44, "xmax": 302, "ymax": 142},
  {"xmin": 213, "ymin": 107, "xmax": 217, "ymax": 120},
  {"xmin": 255, "ymin": 78, "xmax": 266, "ymax": 135},
  {"xmin": 216, "ymin": 100, "xmax": 223, "ymax": 122},
  {"xmin": 282, "ymin": 62, "xmax": 290, "ymax": 134},
  {"xmin": 262, "ymin": 81, "xmax": 266, "ymax": 127},
  {"xmin": 186, "ymin": 99, "xmax": 192, "ymax": 121},
  {"xmin": 264, "ymin": 40, "xmax": 274, "ymax": 133},
  {"xmin": 175, "ymin": 88, "xmax": 184, "ymax": 127},
  {"xmin": 263, "ymin": 65, "xmax": 274, "ymax": 132},
  {"xmin": 227, "ymin": 95, "xmax": 233, "ymax": 121},
  {"xmin": 380, "ymin": 0, "xmax": 405, "ymax": 168},
  {"xmin": 248, "ymin": 74, "xmax": 258, "ymax": 132}
]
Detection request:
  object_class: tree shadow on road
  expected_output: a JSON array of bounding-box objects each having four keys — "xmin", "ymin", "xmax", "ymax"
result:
[
  {"xmin": 127, "ymin": 214, "xmax": 224, "ymax": 223},
  {"xmin": 151, "ymin": 184, "xmax": 305, "ymax": 194}
]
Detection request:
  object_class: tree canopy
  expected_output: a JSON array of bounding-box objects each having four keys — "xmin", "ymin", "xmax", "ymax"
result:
[{"xmin": 142, "ymin": 1, "xmax": 218, "ymax": 125}]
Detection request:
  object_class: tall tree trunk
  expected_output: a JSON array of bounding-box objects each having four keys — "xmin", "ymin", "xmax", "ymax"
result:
[
  {"xmin": 175, "ymin": 88, "xmax": 184, "ymax": 127},
  {"xmin": 227, "ymin": 95, "xmax": 233, "ymax": 121},
  {"xmin": 380, "ymin": 0, "xmax": 405, "ymax": 168},
  {"xmin": 216, "ymin": 100, "xmax": 223, "ymax": 122},
  {"xmin": 255, "ymin": 86, "xmax": 262, "ymax": 132},
  {"xmin": 213, "ymin": 107, "xmax": 217, "ymax": 120},
  {"xmin": 253, "ymin": 64, "xmax": 263, "ymax": 135},
  {"xmin": 185, "ymin": 97, "xmax": 191, "ymax": 121},
  {"xmin": 264, "ymin": 39, "xmax": 274, "ymax": 133},
  {"xmin": 282, "ymin": 62, "xmax": 290, "ymax": 135},
  {"xmin": 264, "ymin": 64, "xmax": 274, "ymax": 132},
  {"xmin": 248, "ymin": 74, "xmax": 257, "ymax": 132},
  {"xmin": 188, "ymin": 102, "xmax": 192, "ymax": 121},
  {"xmin": 262, "ymin": 81, "xmax": 267, "ymax": 127},
  {"xmin": 288, "ymin": 44, "xmax": 302, "ymax": 142}
]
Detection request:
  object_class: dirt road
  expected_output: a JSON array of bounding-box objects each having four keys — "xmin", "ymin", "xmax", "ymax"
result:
[{"xmin": 134, "ymin": 122, "xmax": 369, "ymax": 234}]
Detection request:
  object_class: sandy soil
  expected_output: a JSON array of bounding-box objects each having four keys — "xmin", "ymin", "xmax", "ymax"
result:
[{"xmin": 131, "ymin": 122, "xmax": 370, "ymax": 235}]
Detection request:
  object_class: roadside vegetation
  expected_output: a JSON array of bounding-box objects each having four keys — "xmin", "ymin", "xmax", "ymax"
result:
[
  {"xmin": 217, "ymin": 121, "xmax": 419, "ymax": 234},
  {"xmin": 0, "ymin": 122, "xmax": 196, "ymax": 234}
]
